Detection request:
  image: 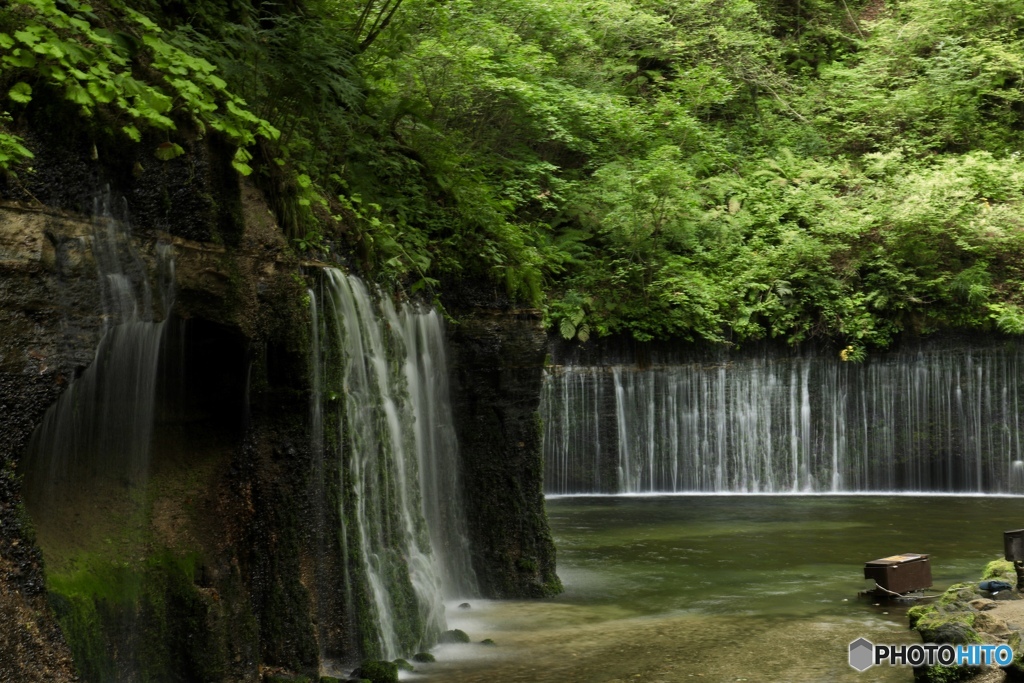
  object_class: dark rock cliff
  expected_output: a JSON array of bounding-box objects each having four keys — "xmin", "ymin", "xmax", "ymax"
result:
[
  {"xmin": 446, "ymin": 306, "xmax": 561, "ymax": 598},
  {"xmin": 0, "ymin": 144, "xmax": 561, "ymax": 680},
  {"xmin": 0, "ymin": 207, "xmax": 97, "ymax": 681}
]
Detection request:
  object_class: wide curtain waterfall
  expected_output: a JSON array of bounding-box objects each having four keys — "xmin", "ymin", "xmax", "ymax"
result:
[
  {"xmin": 542, "ymin": 342, "xmax": 1024, "ymax": 494},
  {"xmin": 309, "ymin": 268, "xmax": 476, "ymax": 660}
]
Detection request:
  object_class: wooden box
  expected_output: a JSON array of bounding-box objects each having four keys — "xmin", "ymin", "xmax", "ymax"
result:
[{"xmin": 864, "ymin": 553, "xmax": 932, "ymax": 594}]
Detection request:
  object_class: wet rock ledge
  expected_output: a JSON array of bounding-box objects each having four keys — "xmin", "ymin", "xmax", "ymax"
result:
[{"xmin": 909, "ymin": 561, "xmax": 1024, "ymax": 682}]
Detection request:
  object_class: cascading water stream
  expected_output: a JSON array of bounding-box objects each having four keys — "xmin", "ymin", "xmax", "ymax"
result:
[
  {"xmin": 309, "ymin": 268, "xmax": 477, "ymax": 660},
  {"xmin": 22, "ymin": 189, "xmax": 175, "ymax": 507},
  {"xmin": 543, "ymin": 343, "xmax": 1024, "ymax": 494},
  {"xmin": 386, "ymin": 302, "xmax": 479, "ymax": 599}
]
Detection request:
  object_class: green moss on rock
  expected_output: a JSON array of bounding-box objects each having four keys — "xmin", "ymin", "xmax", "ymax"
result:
[
  {"xmin": 915, "ymin": 609, "xmax": 979, "ymax": 646},
  {"xmin": 937, "ymin": 583, "xmax": 979, "ymax": 608},
  {"xmin": 412, "ymin": 652, "xmax": 435, "ymax": 663},
  {"xmin": 439, "ymin": 629, "xmax": 471, "ymax": 644},
  {"xmin": 392, "ymin": 658, "xmax": 414, "ymax": 672},
  {"xmin": 907, "ymin": 605, "xmax": 935, "ymax": 629},
  {"xmin": 352, "ymin": 660, "xmax": 398, "ymax": 683},
  {"xmin": 982, "ymin": 559, "xmax": 1016, "ymax": 583},
  {"xmin": 47, "ymin": 550, "xmax": 232, "ymax": 682}
]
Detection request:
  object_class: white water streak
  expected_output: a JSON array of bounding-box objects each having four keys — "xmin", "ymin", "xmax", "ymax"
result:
[{"xmin": 313, "ymin": 269, "xmax": 477, "ymax": 658}]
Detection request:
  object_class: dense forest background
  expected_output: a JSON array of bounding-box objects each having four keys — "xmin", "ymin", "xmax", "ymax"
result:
[{"xmin": 3, "ymin": 0, "xmax": 1024, "ymax": 353}]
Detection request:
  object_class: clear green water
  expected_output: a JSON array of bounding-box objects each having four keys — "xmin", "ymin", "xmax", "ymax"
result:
[{"xmin": 422, "ymin": 495, "xmax": 1024, "ymax": 682}]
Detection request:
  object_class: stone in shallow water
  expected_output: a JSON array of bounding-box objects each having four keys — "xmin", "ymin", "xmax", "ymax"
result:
[
  {"xmin": 412, "ymin": 652, "xmax": 436, "ymax": 663},
  {"xmin": 439, "ymin": 628, "xmax": 471, "ymax": 643},
  {"xmin": 351, "ymin": 660, "xmax": 398, "ymax": 683},
  {"xmin": 459, "ymin": 602, "xmax": 472, "ymax": 609}
]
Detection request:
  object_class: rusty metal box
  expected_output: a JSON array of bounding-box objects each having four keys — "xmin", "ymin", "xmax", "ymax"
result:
[
  {"xmin": 1005, "ymin": 529, "xmax": 1024, "ymax": 562},
  {"xmin": 864, "ymin": 553, "xmax": 932, "ymax": 593}
]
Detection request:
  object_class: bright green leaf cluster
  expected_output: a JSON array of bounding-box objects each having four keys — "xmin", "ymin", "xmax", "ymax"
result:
[{"xmin": 0, "ymin": 0, "xmax": 278, "ymax": 173}]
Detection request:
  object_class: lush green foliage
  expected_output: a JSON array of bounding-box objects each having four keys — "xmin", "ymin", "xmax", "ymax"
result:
[
  {"xmin": 6, "ymin": 0, "xmax": 1024, "ymax": 350},
  {"xmin": 0, "ymin": 0, "xmax": 280, "ymax": 175}
]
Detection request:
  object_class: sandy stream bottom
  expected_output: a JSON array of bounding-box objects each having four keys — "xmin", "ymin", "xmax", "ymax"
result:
[{"xmin": 410, "ymin": 599, "xmax": 918, "ymax": 683}]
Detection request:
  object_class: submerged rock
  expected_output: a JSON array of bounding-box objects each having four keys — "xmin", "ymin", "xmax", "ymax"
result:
[
  {"xmin": 392, "ymin": 658, "xmax": 414, "ymax": 672},
  {"xmin": 480, "ymin": 638, "xmax": 497, "ymax": 646},
  {"xmin": 458, "ymin": 602, "xmax": 472, "ymax": 610},
  {"xmin": 351, "ymin": 660, "xmax": 398, "ymax": 683},
  {"xmin": 412, "ymin": 652, "xmax": 436, "ymax": 663},
  {"xmin": 439, "ymin": 629, "xmax": 471, "ymax": 644}
]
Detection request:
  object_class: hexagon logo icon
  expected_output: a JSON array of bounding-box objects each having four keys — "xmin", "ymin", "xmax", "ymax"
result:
[{"xmin": 849, "ymin": 638, "xmax": 874, "ymax": 671}]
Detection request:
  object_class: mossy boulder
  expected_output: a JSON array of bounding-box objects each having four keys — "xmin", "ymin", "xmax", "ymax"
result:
[
  {"xmin": 480, "ymin": 638, "xmax": 496, "ymax": 646},
  {"xmin": 351, "ymin": 660, "xmax": 398, "ymax": 683},
  {"xmin": 393, "ymin": 658, "xmax": 414, "ymax": 672},
  {"xmin": 412, "ymin": 652, "xmax": 436, "ymax": 663},
  {"xmin": 908, "ymin": 605, "xmax": 934, "ymax": 629},
  {"xmin": 915, "ymin": 609, "xmax": 979, "ymax": 646},
  {"xmin": 937, "ymin": 582, "xmax": 979, "ymax": 608},
  {"xmin": 320, "ymin": 677, "xmax": 343, "ymax": 683},
  {"xmin": 439, "ymin": 629, "xmax": 471, "ymax": 644},
  {"xmin": 982, "ymin": 559, "xmax": 1016, "ymax": 583}
]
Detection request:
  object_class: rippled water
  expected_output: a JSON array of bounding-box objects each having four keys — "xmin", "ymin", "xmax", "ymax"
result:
[{"xmin": 416, "ymin": 495, "xmax": 1024, "ymax": 682}]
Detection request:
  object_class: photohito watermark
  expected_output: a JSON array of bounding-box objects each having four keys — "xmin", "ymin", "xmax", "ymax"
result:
[{"xmin": 848, "ymin": 638, "xmax": 1013, "ymax": 671}]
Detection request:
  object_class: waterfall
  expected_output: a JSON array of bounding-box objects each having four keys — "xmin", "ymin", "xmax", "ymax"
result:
[
  {"xmin": 22, "ymin": 189, "xmax": 174, "ymax": 507},
  {"xmin": 542, "ymin": 343, "xmax": 1024, "ymax": 494},
  {"xmin": 309, "ymin": 268, "xmax": 476, "ymax": 659},
  {"xmin": 388, "ymin": 305, "xmax": 479, "ymax": 599}
]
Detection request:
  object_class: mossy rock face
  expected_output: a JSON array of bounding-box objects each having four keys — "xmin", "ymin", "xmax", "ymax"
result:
[
  {"xmin": 412, "ymin": 652, "xmax": 436, "ymax": 663},
  {"xmin": 351, "ymin": 660, "xmax": 398, "ymax": 683},
  {"xmin": 48, "ymin": 551, "xmax": 238, "ymax": 683},
  {"xmin": 439, "ymin": 629, "xmax": 471, "ymax": 644},
  {"xmin": 265, "ymin": 675, "xmax": 312, "ymax": 683},
  {"xmin": 392, "ymin": 658, "xmax": 414, "ymax": 672},
  {"xmin": 319, "ymin": 677, "xmax": 343, "ymax": 683}
]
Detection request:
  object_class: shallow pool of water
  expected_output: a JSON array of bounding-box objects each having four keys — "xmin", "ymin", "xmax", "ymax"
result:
[{"xmin": 417, "ymin": 495, "xmax": 1024, "ymax": 682}]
